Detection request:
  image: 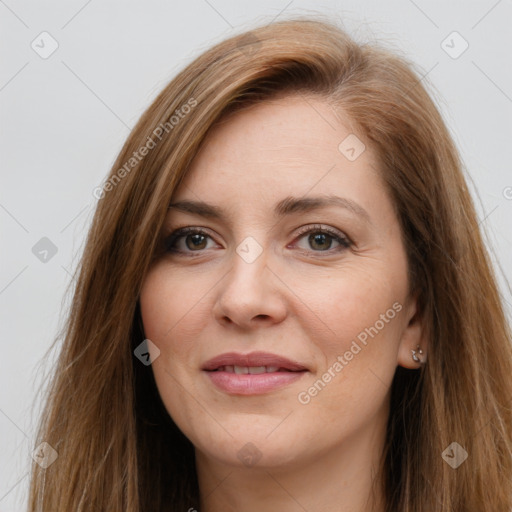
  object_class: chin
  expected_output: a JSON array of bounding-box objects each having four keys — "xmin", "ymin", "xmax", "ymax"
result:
[
  {"xmin": 190, "ymin": 424, "xmax": 310, "ymax": 470},
  {"xmin": 202, "ymin": 441, "xmax": 302, "ymax": 470}
]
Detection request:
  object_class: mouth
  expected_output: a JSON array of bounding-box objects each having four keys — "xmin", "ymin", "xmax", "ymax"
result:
[
  {"xmin": 202, "ymin": 352, "xmax": 308, "ymax": 395},
  {"xmin": 202, "ymin": 351, "xmax": 308, "ymax": 371},
  {"xmin": 212, "ymin": 365, "xmax": 297, "ymax": 374}
]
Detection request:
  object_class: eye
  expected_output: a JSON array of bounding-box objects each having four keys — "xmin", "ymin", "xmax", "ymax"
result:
[
  {"xmin": 163, "ymin": 227, "xmax": 216, "ymax": 254},
  {"xmin": 292, "ymin": 224, "xmax": 352, "ymax": 254}
]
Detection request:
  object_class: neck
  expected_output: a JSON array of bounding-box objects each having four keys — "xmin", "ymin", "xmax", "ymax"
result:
[{"xmin": 195, "ymin": 409, "xmax": 388, "ymax": 512}]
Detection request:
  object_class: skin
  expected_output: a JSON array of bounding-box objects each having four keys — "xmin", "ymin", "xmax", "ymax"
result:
[{"xmin": 139, "ymin": 94, "xmax": 425, "ymax": 512}]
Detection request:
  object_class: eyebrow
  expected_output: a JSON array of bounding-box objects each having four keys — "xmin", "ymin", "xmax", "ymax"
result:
[{"xmin": 168, "ymin": 195, "xmax": 371, "ymax": 224}]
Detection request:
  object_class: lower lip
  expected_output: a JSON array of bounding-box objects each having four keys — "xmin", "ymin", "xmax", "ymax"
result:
[{"xmin": 204, "ymin": 370, "xmax": 306, "ymax": 395}]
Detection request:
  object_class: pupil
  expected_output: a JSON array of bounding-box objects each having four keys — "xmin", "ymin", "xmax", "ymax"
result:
[
  {"xmin": 310, "ymin": 233, "xmax": 331, "ymax": 250},
  {"xmin": 187, "ymin": 234, "xmax": 206, "ymax": 250}
]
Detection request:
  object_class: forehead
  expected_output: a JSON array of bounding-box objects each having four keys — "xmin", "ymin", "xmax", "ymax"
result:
[
  {"xmin": 172, "ymin": 94, "xmax": 385, "ymax": 215},
  {"xmin": 192, "ymin": 95, "xmax": 365, "ymax": 167}
]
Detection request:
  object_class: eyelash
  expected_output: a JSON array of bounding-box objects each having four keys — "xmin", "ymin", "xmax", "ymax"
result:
[{"xmin": 162, "ymin": 224, "xmax": 352, "ymax": 257}]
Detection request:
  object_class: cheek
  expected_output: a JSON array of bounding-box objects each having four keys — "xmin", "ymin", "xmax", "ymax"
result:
[
  {"xmin": 139, "ymin": 265, "xmax": 219, "ymax": 390},
  {"xmin": 139, "ymin": 265, "xmax": 210, "ymax": 342},
  {"xmin": 293, "ymin": 268, "xmax": 407, "ymax": 419},
  {"xmin": 296, "ymin": 264, "xmax": 405, "ymax": 354},
  {"xmin": 138, "ymin": 268, "xmax": 196, "ymax": 400},
  {"xmin": 138, "ymin": 268, "xmax": 205, "ymax": 429},
  {"xmin": 291, "ymin": 283, "xmax": 404, "ymax": 439}
]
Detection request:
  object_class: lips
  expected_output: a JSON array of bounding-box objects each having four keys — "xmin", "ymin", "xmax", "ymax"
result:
[
  {"xmin": 202, "ymin": 351, "xmax": 308, "ymax": 395},
  {"xmin": 201, "ymin": 352, "xmax": 308, "ymax": 372}
]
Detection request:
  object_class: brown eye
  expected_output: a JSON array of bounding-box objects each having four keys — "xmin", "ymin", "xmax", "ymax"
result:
[
  {"xmin": 164, "ymin": 228, "xmax": 215, "ymax": 254},
  {"xmin": 293, "ymin": 225, "xmax": 352, "ymax": 253},
  {"xmin": 307, "ymin": 232, "xmax": 334, "ymax": 251}
]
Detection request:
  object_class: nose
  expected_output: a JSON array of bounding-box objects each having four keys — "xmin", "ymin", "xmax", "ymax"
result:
[{"xmin": 212, "ymin": 246, "xmax": 288, "ymax": 330}]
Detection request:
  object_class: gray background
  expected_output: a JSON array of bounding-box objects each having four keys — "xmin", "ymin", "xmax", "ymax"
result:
[{"xmin": 1, "ymin": 0, "xmax": 511, "ymax": 509}]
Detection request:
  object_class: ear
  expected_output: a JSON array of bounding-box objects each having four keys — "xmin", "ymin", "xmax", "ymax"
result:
[{"xmin": 397, "ymin": 292, "xmax": 427, "ymax": 369}]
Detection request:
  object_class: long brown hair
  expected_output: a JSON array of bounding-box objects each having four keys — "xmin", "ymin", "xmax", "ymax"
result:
[{"xmin": 27, "ymin": 15, "xmax": 512, "ymax": 511}]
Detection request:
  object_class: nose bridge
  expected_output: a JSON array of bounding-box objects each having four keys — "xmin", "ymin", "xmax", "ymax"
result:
[
  {"xmin": 227, "ymin": 234, "xmax": 269, "ymax": 299},
  {"xmin": 213, "ymin": 233, "xmax": 286, "ymax": 326}
]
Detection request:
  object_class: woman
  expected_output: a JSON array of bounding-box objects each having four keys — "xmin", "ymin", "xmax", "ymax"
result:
[{"xmin": 27, "ymin": 16, "xmax": 512, "ymax": 512}]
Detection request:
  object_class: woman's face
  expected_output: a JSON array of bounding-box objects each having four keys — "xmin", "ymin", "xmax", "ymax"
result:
[{"xmin": 139, "ymin": 94, "xmax": 423, "ymax": 469}]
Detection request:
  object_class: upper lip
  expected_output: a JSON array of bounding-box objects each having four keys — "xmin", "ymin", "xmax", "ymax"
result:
[{"xmin": 201, "ymin": 351, "xmax": 308, "ymax": 371}]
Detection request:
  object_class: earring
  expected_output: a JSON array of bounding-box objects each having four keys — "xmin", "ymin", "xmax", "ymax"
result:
[{"xmin": 411, "ymin": 345, "xmax": 425, "ymax": 364}]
